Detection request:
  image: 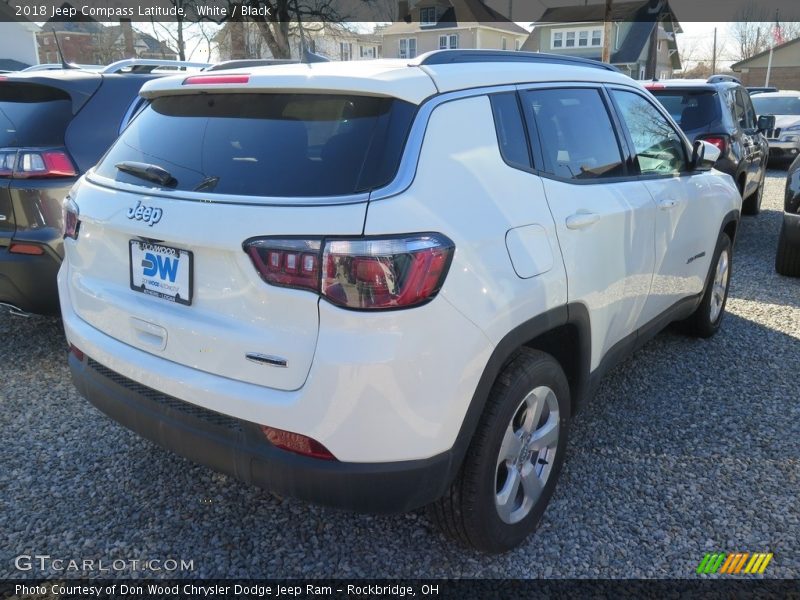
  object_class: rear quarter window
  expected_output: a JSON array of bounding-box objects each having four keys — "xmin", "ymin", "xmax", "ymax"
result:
[
  {"xmin": 0, "ymin": 82, "xmax": 73, "ymax": 147},
  {"xmin": 95, "ymin": 93, "xmax": 416, "ymax": 198}
]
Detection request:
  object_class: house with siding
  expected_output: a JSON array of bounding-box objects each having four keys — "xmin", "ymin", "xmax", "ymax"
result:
[
  {"xmin": 380, "ymin": 0, "xmax": 529, "ymax": 60},
  {"xmin": 521, "ymin": 0, "xmax": 681, "ymax": 80},
  {"xmin": 0, "ymin": 3, "xmax": 40, "ymax": 70},
  {"xmin": 731, "ymin": 38, "xmax": 800, "ymax": 91}
]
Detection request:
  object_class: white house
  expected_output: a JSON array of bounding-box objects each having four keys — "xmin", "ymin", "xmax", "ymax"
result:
[{"xmin": 0, "ymin": 4, "xmax": 39, "ymax": 70}]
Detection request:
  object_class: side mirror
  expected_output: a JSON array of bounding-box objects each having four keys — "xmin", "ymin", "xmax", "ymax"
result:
[
  {"xmin": 692, "ymin": 140, "xmax": 721, "ymax": 171},
  {"xmin": 757, "ymin": 114, "xmax": 776, "ymax": 132}
]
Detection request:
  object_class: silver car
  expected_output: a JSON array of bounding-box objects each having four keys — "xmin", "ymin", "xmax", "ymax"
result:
[{"xmin": 751, "ymin": 91, "xmax": 800, "ymax": 163}]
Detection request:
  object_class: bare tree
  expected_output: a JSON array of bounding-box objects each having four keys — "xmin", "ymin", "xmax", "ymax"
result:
[
  {"xmin": 729, "ymin": 3, "xmax": 800, "ymax": 62},
  {"xmin": 207, "ymin": 0, "xmax": 384, "ymax": 59}
]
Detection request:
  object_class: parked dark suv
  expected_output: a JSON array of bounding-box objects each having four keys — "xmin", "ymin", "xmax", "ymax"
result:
[
  {"xmin": 776, "ymin": 155, "xmax": 800, "ymax": 277},
  {"xmin": 0, "ymin": 60, "xmax": 207, "ymax": 315},
  {"xmin": 646, "ymin": 76, "xmax": 774, "ymax": 215}
]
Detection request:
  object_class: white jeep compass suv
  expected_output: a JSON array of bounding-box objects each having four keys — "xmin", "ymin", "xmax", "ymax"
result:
[{"xmin": 60, "ymin": 51, "xmax": 740, "ymax": 553}]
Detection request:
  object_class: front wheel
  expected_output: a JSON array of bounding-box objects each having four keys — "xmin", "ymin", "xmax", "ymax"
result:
[
  {"xmin": 681, "ymin": 232, "xmax": 732, "ymax": 338},
  {"xmin": 428, "ymin": 348, "xmax": 570, "ymax": 553}
]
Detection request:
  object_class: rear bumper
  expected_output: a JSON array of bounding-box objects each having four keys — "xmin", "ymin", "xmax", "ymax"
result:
[
  {"xmin": 0, "ymin": 246, "xmax": 61, "ymax": 315},
  {"xmin": 69, "ymin": 351, "xmax": 455, "ymax": 514}
]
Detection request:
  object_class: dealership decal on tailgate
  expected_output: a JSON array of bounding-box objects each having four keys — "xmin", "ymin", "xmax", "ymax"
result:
[{"xmin": 129, "ymin": 240, "xmax": 193, "ymax": 305}]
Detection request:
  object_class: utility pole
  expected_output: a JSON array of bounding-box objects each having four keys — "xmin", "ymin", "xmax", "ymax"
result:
[
  {"xmin": 711, "ymin": 27, "xmax": 717, "ymax": 75},
  {"xmin": 602, "ymin": 0, "xmax": 612, "ymax": 63}
]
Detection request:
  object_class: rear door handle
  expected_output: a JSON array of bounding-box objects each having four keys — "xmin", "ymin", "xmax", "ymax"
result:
[
  {"xmin": 658, "ymin": 198, "xmax": 679, "ymax": 210},
  {"xmin": 565, "ymin": 211, "xmax": 600, "ymax": 230}
]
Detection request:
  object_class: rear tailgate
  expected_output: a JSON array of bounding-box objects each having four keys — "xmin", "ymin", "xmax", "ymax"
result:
[
  {"xmin": 65, "ymin": 178, "xmax": 365, "ymax": 391},
  {"xmin": 64, "ymin": 90, "xmax": 416, "ymax": 391}
]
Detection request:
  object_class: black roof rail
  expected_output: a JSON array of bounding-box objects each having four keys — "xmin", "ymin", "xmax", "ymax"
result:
[
  {"xmin": 413, "ymin": 50, "xmax": 621, "ymax": 73},
  {"xmin": 707, "ymin": 74, "xmax": 741, "ymax": 85}
]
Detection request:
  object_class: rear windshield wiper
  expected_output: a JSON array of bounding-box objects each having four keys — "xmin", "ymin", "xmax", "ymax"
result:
[{"xmin": 116, "ymin": 161, "xmax": 177, "ymax": 188}]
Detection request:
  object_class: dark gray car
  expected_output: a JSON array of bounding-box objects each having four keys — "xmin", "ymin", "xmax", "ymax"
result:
[
  {"xmin": 0, "ymin": 61, "xmax": 206, "ymax": 315},
  {"xmin": 647, "ymin": 76, "xmax": 773, "ymax": 215}
]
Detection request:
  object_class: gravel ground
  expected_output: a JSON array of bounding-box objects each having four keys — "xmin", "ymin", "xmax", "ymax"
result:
[{"xmin": 1, "ymin": 170, "xmax": 798, "ymax": 580}]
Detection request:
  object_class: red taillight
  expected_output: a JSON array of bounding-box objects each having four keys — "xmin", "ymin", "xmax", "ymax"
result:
[
  {"xmin": 245, "ymin": 239, "xmax": 321, "ymax": 292},
  {"xmin": 322, "ymin": 236, "xmax": 454, "ymax": 309},
  {"xmin": 63, "ymin": 196, "xmax": 80, "ymax": 240},
  {"xmin": 645, "ymin": 83, "xmax": 665, "ymax": 90},
  {"xmin": 183, "ymin": 74, "xmax": 250, "ymax": 85},
  {"xmin": 244, "ymin": 234, "xmax": 455, "ymax": 310},
  {"xmin": 0, "ymin": 148, "xmax": 77, "ymax": 179},
  {"xmin": 261, "ymin": 426, "xmax": 336, "ymax": 460},
  {"xmin": 9, "ymin": 243, "xmax": 44, "ymax": 255},
  {"xmin": 68, "ymin": 343, "xmax": 85, "ymax": 362},
  {"xmin": 700, "ymin": 136, "xmax": 727, "ymax": 153}
]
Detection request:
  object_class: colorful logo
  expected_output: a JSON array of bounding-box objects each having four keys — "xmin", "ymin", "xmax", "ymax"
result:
[{"xmin": 697, "ymin": 552, "xmax": 773, "ymax": 575}]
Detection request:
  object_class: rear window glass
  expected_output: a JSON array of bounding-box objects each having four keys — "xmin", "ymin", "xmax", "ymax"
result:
[
  {"xmin": 649, "ymin": 91, "xmax": 720, "ymax": 131},
  {"xmin": 751, "ymin": 96, "xmax": 800, "ymax": 116},
  {"xmin": 96, "ymin": 93, "xmax": 416, "ymax": 197},
  {"xmin": 0, "ymin": 83, "xmax": 73, "ymax": 147}
]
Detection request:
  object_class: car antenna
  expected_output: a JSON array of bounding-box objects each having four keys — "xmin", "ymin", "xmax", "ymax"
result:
[
  {"xmin": 294, "ymin": 2, "xmax": 329, "ymax": 65},
  {"xmin": 51, "ymin": 28, "xmax": 79, "ymax": 70}
]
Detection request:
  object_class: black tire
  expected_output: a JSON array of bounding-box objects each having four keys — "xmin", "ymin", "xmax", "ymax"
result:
[
  {"xmin": 775, "ymin": 221, "xmax": 800, "ymax": 277},
  {"xmin": 428, "ymin": 348, "xmax": 570, "ymax": 553},
  {"xmin": 681, "ymin": 233, "xmax": 732, "ymax": 338},
  {"xmin": 742, "ymin": 175, "xmax": 764, "ymax": 216}
]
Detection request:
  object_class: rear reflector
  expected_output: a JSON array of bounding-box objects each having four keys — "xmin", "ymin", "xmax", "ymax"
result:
[
  {"xmin": 9, "ymin": 243, "xmax": 44, "ymax": 255},
  {"xmin": 68, "ymin": 344, "xmax": 85, "ymax": 362},
  {"xmin": 261, "ymin": 426, "xmax": 336, "ymax": 460},
  {"xmin": 183, "ymin": 74, "xmax": 250, "ymax": 85}
]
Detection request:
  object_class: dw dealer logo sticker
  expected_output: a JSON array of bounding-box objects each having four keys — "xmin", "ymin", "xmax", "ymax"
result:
[{"xmin": 696, "ymin": 552, "xmax": 773, "ymax": 575}]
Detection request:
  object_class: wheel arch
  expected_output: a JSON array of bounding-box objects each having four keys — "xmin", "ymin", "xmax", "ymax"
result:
[{"xmin": 444, "ymin": 303, "xmax": 591, "ymax": 485}]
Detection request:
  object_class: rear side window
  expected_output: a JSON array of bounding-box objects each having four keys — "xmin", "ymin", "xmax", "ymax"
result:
[
  {"xmin": 95, "ymin": 93, "xmax": 416, "ymax": 197},
  {"xmin": 649, "ymin": 90, "xmax": 720, "ymax": 131},
  {"xmin": 0, "ymin": 83, "xmax": 73, "ymax": 147},
  {"xmin": 520, "ymin": 88, "xmax": 624, "ymax": 180},
  {"xmin": 490, "ymin": 92, "xmax": 531, "ymax": 171}
]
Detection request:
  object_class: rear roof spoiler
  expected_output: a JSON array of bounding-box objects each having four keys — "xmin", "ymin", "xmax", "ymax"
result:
[{"xmin": 102, "ymin": 59, "xmax": 212, "ymax": 74}]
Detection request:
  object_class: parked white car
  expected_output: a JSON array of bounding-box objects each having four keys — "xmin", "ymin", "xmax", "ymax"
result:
[{"xmin": 59, "ymin": 50, "xmax": 741, "ymax": 552}]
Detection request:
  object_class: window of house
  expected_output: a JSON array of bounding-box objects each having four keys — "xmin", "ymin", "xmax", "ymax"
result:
[
  {"xmin": 610, "ymin": 90, "xmax": 686, "ymax": 176},
  {"xmin": 657, "ymin": 40, "xmax": 663, "ymax": 52},
  {"xmin": 553, "ymin": 28, "xmax": 602, "ymax": 50},
  {"xmin": 659, "ymin": 70, "xmax": 670, "ymax": 80},
  {"xmin": 399, "ymin": 38, "xmax": 417, "ymax": 59},
  {"xmin": 420, "ymin": 7, "xmax": 436, "ymax": 25},
  {"xmin": 439, "ymin": 35, "xmax": 458, "ymax": 50},
  {"xmin": 502, "ymin": 37, "xmax": 508, "ymax": 50},
  {"xmin": 520, "ymin": 87, "xmax": 625, "ymax": 180},
  {"xmin": 340, "ymin": 42, "xmax": 352, "ymax": 61},
  {"xmin": 515, "ymin": 39, "xmax": 522, "ymax": 51},
  {"xmin": 639, "ymin": 66, "xmax": 646, "ymax": 80},
  {"xmin": 44, "ymin": 37, "xmax": 50, "ymax": 45}
]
